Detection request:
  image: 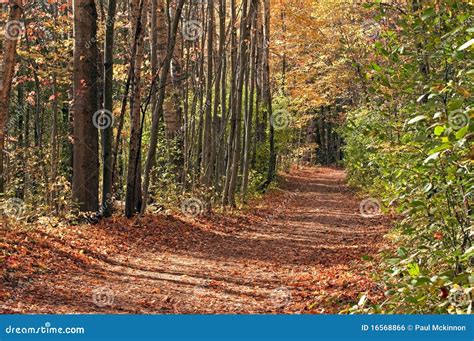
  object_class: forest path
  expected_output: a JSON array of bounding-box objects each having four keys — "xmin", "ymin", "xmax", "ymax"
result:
[{"xmin": 1, "ymin": 166, "xmax": 390, "ymax": 314}]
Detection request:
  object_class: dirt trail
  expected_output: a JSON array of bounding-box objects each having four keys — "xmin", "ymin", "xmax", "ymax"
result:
[{"xmin": 1, "ymin": 166, "xmax": 390, "ymax": 314}]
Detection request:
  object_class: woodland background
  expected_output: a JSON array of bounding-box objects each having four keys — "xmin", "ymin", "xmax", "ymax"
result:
[{"xmin": 0, "ymin": 0, "xmax": 473, "ymax": 314}]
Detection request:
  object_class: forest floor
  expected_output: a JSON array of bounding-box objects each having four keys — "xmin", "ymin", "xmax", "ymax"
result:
[{"xmin": 1, "ymin": 166, "xmax": 392, "ymax": 314}]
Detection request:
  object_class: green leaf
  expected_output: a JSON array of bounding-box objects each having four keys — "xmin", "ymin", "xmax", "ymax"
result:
[
  {"xmin": 407, "ymin": 263, "xmax": 420, "ymax": 277},
  {"xmin": 434, "ymin": 126, "xmax": 445, "ymax": 136},
  {"xmin": 453, "ymin": 273, "xmax": 469, "ymax": 284},
  {"xmin": 428, "ymin": 144, "xmax": 451, "ymax": 154},
  {"xmin": 410, "ymin": 200, "xmax": 425, "ymax": 207},
  {"xmin": 455, "ymin": 125, "xmax": 469, "ymax": 139},
  {"xmin": 413, "ymin": 277, "xmax": 431, "ymax": 286},
  {"xmin": 405, "ymin": 296, "xmax": 418, "ymax": 303},
  {"xmin": 421, "ymin": 8, "xmax": 435, "ymax": 21},
  {"xmin": 397, "ymin": 247, "xmax": 408, "ymax": 258},
  {"xmin": 362, "ymin": 254, "xmax": 373, "ymax": 261}
]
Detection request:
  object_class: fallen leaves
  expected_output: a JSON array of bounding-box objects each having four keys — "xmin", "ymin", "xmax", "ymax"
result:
[{"xmin": 1, "ymin": 166, "xmax": 390, "ymax": 314}]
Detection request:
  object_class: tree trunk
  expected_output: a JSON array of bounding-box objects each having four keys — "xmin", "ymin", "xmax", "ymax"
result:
[
  {"xmin": 141, "ymin": 0, "xmax": 186, "ymax": 214},
  {"xmin": 241, "ymin": 0, "xmax": 258, "ymax": 201},
  {"xmin": 202, "ymin": 0, "xmax": 214, "ymax": 187},
  {"xmin": 0, "ymin": 0, "xmax": 23, "ymax": 194},
  {"xmin": 263, "ymin": 0, "xmax": 275, "ymax": 185},
  {"xmin": 102, "ymin": 0, "xmax": 117, "ymax": 217},
  {"xmin": 72, "ymin": 0, "xmax": 100, "ymax": 212},
  {"xmin": 125, "ymin": 0, "xmax": 149, "ymax": 217},
  {"xmin": 221, "ymin": 0, "xmax": 237, "ymax": 206},
  {"xmin": 228, "ymin": 0, "xmax": 251, "ymax": 206}
]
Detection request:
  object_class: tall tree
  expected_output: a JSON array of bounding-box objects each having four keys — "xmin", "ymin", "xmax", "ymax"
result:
[
  {"xmin": 141, "ymin": 0, "xmax": 186, "ymax": 214},
  {"xmin": 227, "ymin": 0, "xmax": 250, "ymax": 206},
  {"xmin": 125, "ymin": 0, "xmax": 149, "ymax": 217},
  {"xmin": 72, "ymin": 0, "xmax": 100, "ymax": 212},
  {"xmin": 202, "ymin": 0, "xmax": 214, "ymax": 186},
  {"xmin": 263, "ymin": 0, "xmax": 275, "ymax": 185},
  {"xmin": 241, "ymin": 0, "xmax": 258, "ymax": 200},
  {"xmin": 0, "ymin": 0, "xmax": 23, "ymax": 194},
  {"xmin": 102, "ymin": 0, "xmax": 117, "ymax": 217}
]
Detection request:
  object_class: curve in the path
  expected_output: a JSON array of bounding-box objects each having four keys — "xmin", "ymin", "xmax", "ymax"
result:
[{"xmin": 1, "ymin": 166, "xmax": 390, "ymax": 314}]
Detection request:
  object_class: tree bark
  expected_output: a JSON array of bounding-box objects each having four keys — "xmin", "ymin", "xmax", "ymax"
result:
[
  {"xmin": 72, "ymin": 0, "xmax": 100, "ymax": 212},
  {"xmin": 0, "ymin": 0, "xmax": 23, "ymax": 194},
  {"xmin": 102, "ymin": 0, "xmax": 117, "ymax": 217},
  {"xmin": 241, "ymin": 0, "xmax": 258, "ymax": 201},
  {"xmin": 141, "ymin": 0, "xmax": 186, "ymax": 214},
  {"xmin": 125, "ymin": 0, "xmax": 149, "ymax": 217},
  {"xmin": 263, "ymin": 0, "xmax": 275, "ymax": 185}
]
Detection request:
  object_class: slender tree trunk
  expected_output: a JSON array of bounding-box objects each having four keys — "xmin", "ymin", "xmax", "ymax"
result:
[
  {"xmin": 217, "ymin": 0, "xmax": 227, "ymax": 187},
  {"xmin": 141, "ymin": 0, "xmax": 186, "ymax": 214},
  {"xmin": 222, "ymin": 0, "xmax": 237, "ymax": 206},
  {"xmin": 161, "ymin": 0, "xmax": 182, "ymax": 140},
  {"xmin": 150, "ymin": 0, "xmax": 159, "ymax": 121},
  {"xmin": 241, "ymin": 0, "xmax": 258, "ymax": 200},
  {"xmin": 202, "ymin": 0, "xmax": 214, "ymax": 187},
  {"xmin": 263, "ymin": 0, "xmax": 275, "ymax": 185},
  {"xmin": 125, "ymin": 0, "xmax": 149, "ymax": 217},
  {"xmin": 102, "ymin": 0, "xmax": 117, "ymax": 217},
  {"xmin": 228, "ymin": 0, "xmax": 251, "ymax": 206},
  {"xmin": 51, "ymin": 75, "xmax": 59, "ymax": 213}
]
